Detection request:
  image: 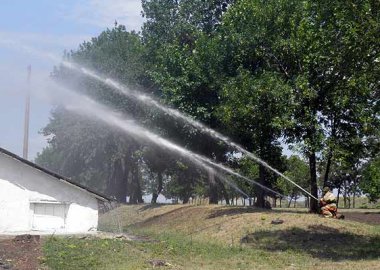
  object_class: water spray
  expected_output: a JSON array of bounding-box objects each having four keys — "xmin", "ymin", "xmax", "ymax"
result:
[
  {"xmin": 53, "ymin": 84, "xmax": 285, "ymax": 199},
  {"xmin": 61, "ymin": 61, "xmax": 316, "ymax": 201},
  {"xmin": 0, "ymin": 40, "xmax": 312, "ymax": 201},
  {"xmin": 215, "ymin": 172, "xmax": 250, "ymax": 199}
]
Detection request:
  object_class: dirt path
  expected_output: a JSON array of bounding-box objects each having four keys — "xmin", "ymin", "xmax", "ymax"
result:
[
  {"xmin": 0, "ymin": 235, "xmax": 43, "ymax": 270},
  {"xmin": 342, "ymin": 211, "xmax": 380, "ymax": 225}
]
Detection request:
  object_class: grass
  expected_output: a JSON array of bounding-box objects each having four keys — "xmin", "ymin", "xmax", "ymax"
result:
[
  {"xmin": 43, "ymin": 232, "xmax": 318, "ymax": 270},
  {"xmin": 42, "ymin": 204, "xmax": 380, "ymax": 269},
  {"xmin": 43, "ymin": 237, "xmax": 149, "ymax": 270}
]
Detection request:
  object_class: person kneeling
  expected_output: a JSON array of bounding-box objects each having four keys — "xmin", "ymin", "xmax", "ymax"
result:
[{"xmin": 320, "ymin": 187, "xmax": 337, "ymax": 218}]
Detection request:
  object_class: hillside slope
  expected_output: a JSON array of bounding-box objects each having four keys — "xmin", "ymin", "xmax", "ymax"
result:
[{"xmin": 99, "ymin": 204, "xmax": 380, "ymax": 270}]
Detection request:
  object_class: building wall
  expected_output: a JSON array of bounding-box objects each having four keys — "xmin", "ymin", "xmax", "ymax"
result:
[{"xmin": 0, "ymin": 153, "xmax": 99, "ymax": 233}]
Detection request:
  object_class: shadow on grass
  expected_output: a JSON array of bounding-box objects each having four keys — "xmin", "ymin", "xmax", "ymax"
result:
[
  {"xmin": 241, "ymin": 224, "xmax": 380, "ymax": 261},
  {"xmin": 207, "ymin": 207, "xmax": 267, "ymax": 219},
  {"xmin": 139, "ymin": 204, "xmax": 167, "ymax": 212},
  {"xmin": 271, "ymin": 208, "xmax": 311, "ymax": 214},
  {"xmin": 364, "ymin": 211, "xmax": 380, "ymax": 214},
  {"xmin": 128, "ymin": 205, "xmax": 194, "ymax": 228},
  {"xmin": 207, "ymin": 207, "xmax": 312, "ymax": 219}
]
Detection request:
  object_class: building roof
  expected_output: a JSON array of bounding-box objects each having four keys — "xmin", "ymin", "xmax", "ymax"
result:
[{"xmin": 0, "ymin": 147, "xmax": 112, "ymax": 202}]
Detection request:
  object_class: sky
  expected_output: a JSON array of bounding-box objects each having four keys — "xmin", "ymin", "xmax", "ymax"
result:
[{"xmin": 0, "ymin": 0, "xmax": 144, "ymax": 160}]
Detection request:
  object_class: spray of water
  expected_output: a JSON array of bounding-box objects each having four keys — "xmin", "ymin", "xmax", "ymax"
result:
[
  {"xmin": 62, "ymin": 61, "xmax": 316, "ymax": 200},
  {"xmin": 216, "ymin": 172, "xmax": 250, "ymax": 199},
  {"xmin": 0, "ymin": 40, "xmax": 307, "ymax": 200},
  {"xmin": 50, "ymin": 83, "xmax": 285, "ymax": 199}
]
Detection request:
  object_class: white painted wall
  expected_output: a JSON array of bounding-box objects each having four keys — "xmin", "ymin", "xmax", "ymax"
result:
[{"xmin": 0, "ymin": 153, "xmax": 99, "ymax": 233}]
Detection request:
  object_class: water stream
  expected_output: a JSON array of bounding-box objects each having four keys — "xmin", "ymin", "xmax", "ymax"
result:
[
  {"xmin": 53, "ymin": 84, "xmax": 285, "ymax": 199},
  {"xmin": 62, "ymin": 61, "xmax": 315, "ymax": 200}
]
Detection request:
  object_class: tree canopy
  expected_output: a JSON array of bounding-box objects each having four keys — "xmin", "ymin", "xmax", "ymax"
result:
[{"xmin": 36, "ymin": 0, "xmax": 379, "ymax": 210}]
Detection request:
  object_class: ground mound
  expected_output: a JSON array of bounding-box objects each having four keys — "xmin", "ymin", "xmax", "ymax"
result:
[
  {"xmin": 99, "ymin": 204, "xmax": 380, "ymax": 269},
  {"xmin": 1, "ymin": 205, "xmax": 379, "ymax": 269}
]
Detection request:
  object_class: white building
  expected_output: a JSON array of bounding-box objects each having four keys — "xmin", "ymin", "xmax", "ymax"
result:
[{"xmin": 0, "ymin": 147, "xmax": 110, "ymax": 234}]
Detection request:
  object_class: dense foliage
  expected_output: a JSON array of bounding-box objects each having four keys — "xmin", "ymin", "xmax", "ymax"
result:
[{"xmin": 36, "ymin": 0, "xmax": 379, "ymax": 210}]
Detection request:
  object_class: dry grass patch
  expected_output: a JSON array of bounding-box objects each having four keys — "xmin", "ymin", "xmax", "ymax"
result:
[
  {"xmin": 96, "ymin": 204, "xmax": 380, "ymax": 269},
  {"xmin": 103, "ymin": 205, "xmax": 375, "ymax": 243}
]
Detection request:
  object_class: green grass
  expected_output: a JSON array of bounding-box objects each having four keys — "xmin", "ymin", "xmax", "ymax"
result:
[
  {"xmin": 42, "ymin": 205, "xmax": 380, "ymax": 269},
  {"xmin": 126, "ymin": 229, "xmax": 315, "ymax": 269},
  {"xmin": 43, "ymin": 237, "xmax": 149, "ymax": 270},
  {"xmin": 43, "ymin": 232, "xmax": 315, "ymax": 270},
  {"xmin": 43, "ymin": 228, "xmax": 380, "ymax": 270}
]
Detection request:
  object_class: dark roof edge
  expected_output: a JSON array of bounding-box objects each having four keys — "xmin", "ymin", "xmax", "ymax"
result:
[{"xmin": 0, "ymin": 147, "xmax": 112, "ymax": 202}]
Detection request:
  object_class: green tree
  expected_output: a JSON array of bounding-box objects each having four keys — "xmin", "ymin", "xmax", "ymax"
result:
[
  {"xmin": 141, "ymin": 0, "xmax": 236, "ymax": 204},
  {"xmin": 220, "ymin": 0, "xmax": 379, "ymax": 212},
  {"xmin": 163, "ymin": 161, "xmax": 205, "ymax": 204},
  {"xmin": 217, "ymin": 71, "xmax": 292, "ymax": 207},
  {"xmin": 37, "ymin": 26, "xmax": 149, "ymax": 203},
  {"xmin": 277, "ymin": 156, "xmax": 310, "ymax": 207},
  {"xmin": 360, "ymin": 157, "xmax": 380, "ymax": 202}
]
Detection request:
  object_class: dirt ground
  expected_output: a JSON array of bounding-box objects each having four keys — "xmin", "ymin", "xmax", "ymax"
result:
[
  {"xmin": 0, "ymin": 211, "xmax": 378, "ymax": 269},
  {"xmin": 0, "ymin": 235, "xmax": 43, "ymax": 270},
  {"xmin": 342, "ymin": 211, "xmax": 380, "ymax": 225}
]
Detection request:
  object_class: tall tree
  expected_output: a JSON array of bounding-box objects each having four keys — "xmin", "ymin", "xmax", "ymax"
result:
[
  {"xmin": 37, "ymin": 26, "xmax": 150, "ymax": 202},
  {"xmin": 277, "ymin": 156, "xmax": 310, "ymax": 207},
  {"xmin": 141, "ymin": 0, "xmax": 236, "ymax": 203},
  {"xmin": 217, "ymin": 71, "xmax": 292, "ymax": 207},
  {"xmin": 360, "ymin": 157, "xmax": 380, "ymax": 202},
  {"xmin": 220, "ymin": 0, "xmax": 379, "ymax": 212}
]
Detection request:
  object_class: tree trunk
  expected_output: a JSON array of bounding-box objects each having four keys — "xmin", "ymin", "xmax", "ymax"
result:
[
  {"xmin": 183, "ymin": 196, "xmax": 190, "ymax": 204},
  {"xmin": 337, "ymin": 186, "xmax": 341, "ymax": 208},
  {"xmin": 288, "ymin": 195, "xmax": 293, "ymax": 208},
  {"xmin": 323, "ymin": 123, "xmax": 336, "ymax": 187},
  {"xmin": 309, "ymin": 151, "xmax": 319, "ymax": 213},
  {"xmin": 344, "ymin": 195, "xmax": 347, "ymax": 208},
  {"xmin": 343, "ymin": 186, "xmax": 347, "ymax": 208},
  {"xmin": 348, "ymin": 196, "xmax": 351, "ymax": 209},
  {"xmin": 343, "ymin": 180, "xmax": 348, "ymax": 208},
  {"xmin": 218, "ymin": 180, "xmax": 230, "ymax": 205},
  {"xmin": 129, "ymin": 161, "xmax": 144, "ymax": 204},
  {"xmin": 151, "ymin": 172, "xmax": 163, "ymax": 204},
  {"xmin": 323, "ymin": 149, "xmax": 333, "ymax": 187},
  {"xmin": 272, "ymin": 197, "xmax": 277, "ymax": 208},
  {"xmin": 208, "ymin": 168, "xmax": 218, "ymax": 204},
  {"xmin": 352, "ymin": 176, "xmax": 356, "ymax": 209},
  {"xmin": 109, "ymin": 159, "xmax": 128, "ymax": 202},
  {"xmin": 256, "ymin": 165, "xmax": 266, "ymax": 208}
]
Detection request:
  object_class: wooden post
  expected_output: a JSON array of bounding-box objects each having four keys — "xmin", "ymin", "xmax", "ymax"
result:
[{"xmin": 23, "ymin": 65, "xmax": 31, "ymax": 160}]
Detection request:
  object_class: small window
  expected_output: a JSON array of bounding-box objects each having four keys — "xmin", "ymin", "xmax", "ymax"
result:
[
  {"xmin": 31, "ymin": 203, "xmax": 67, "ymax": 230},
  {"xmin": 33, "ymin": 203, "xmax": 65, "ymax": 217}
]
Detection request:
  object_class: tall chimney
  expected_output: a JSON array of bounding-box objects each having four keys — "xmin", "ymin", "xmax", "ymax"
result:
[{"xmin": 23, "ymin": 65, "xmax": 31, "ymax": 159}]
